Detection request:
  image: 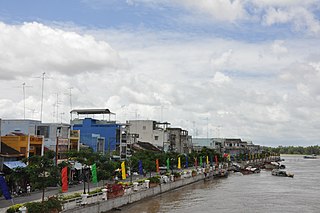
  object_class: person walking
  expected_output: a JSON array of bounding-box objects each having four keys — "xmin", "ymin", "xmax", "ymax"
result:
[{"xmin": 26, "ymin": 184, "xmax": 31, "ymax": 196}]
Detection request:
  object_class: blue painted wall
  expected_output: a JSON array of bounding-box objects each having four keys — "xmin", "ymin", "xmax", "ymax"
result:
[{"xmin": 72, "ymin": 118, "xmax": 120, "ymax": 152}]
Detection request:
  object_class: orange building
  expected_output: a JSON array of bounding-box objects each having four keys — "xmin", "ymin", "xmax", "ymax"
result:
[{"xmin": 1, "ymin": 133, "xmax": 44, "ymax": 158}]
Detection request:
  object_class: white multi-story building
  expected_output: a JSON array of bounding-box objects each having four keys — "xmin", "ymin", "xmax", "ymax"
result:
[
  {"xmin": 1, "ymin": 119, "xmax": 41, "ymax": 136},
  {"xmin": 127, "ymin": 120, "xmax": 170, "ymax": 150}
]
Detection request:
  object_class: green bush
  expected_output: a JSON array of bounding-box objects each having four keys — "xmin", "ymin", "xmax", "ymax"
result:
[
  {"xmin": 137, "ymin": 178, "xmax": 147, "ymax": 184},
  {"xmin": 147, "ymin": 176, "xmax": 160, "ymax": 183},
  {"xmin": 173, "ymin": 172, "xmax": 181, "ymax": 178},
  {"xmin": 6, "ymin": 204, "xmax": 23, "ymax": 213},
  {"xmin": 46, "ymin": 196, "xmax": 62, "ymax": 212},
  {"xmin": 89, "ymin": 188, "xmax": 102, "ymax": 195},
  {"xmin": 22, "ymin": 196, "xmax": 62, "ymax": 213},
  {"xmin": 61, "ymin": 192, "xmax": 81, "ymax": 201},
  {"xmin": 24, "ymin": 202, "xmax": 46, "ymax": 213}
]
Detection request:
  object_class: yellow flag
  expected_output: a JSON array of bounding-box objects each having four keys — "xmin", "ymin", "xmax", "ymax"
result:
[
  {"xmin": 206, "ymin": 156, "xmax": 209, "ymax": 165},
  {"xmin": 121, "ymin": 161, "xmax": 126, "ymax": 180},
  {"xmin": 178, "ymin": 157, "xmax": 181, "ymax": 169}
]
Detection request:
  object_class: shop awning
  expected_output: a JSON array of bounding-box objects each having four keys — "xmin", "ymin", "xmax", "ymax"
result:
[{"xmin": 3, "ymin": 161, "xmax": 27, "ymax": 169}]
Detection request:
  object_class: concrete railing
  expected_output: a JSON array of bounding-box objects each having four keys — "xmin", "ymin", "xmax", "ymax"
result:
[{"xmin": 62, "ymin": 174, "xmax": 205, "ymax": 213}]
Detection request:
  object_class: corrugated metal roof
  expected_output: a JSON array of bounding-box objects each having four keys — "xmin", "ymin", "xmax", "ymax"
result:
[
  {"xmin": 3, "ymin": 161, "xmax": 27, "ymax": 169},
  {"xmin": 70, "ymin": 109, "xmax": 114, "ymax": 115}
]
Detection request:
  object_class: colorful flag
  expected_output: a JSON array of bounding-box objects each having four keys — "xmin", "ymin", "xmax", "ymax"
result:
[
  {"xmin": 166, "ymin": 158, "xmax": 170, "ymax": 170},
  {"xmin": 199, "ymin": 156, "xmax": 202, "ymax": 167},
  {"xmin": 194, "ymin": 157, "xmax": 198, "ymax": 168},
  {"xmin": 91, "ymin": 163, "xmax": 98, "ymax": 184},
  {"xmin": 215, "ymin": 155, "xmax": 218, "ymax": 166},
  {"xmin": 138, "ymin": 160, "xmax": 143, "ymax": 175},
  {"xmin": 178, "ymin": 157, "xmax": 181, "ymax": 169},
  {"xmin": 156, "ymin": 159, "xmax": 159, "ymax": 173},
  {"xmin": 206, "ymin": 156, "xmax": 209, "ymax": 165},
  {"xmin": 0, "ymin": 175, "xmax": 12, "ymax": 200},
  {"xmin": 121, "ymin": 161, "xmax": 126, "ymax": 180},
  {"xmin": 185, "ymin": 156, "xmax": 188, "ymax": 168},
  {"xmin": 61, "ymin": 166, "xmax": 68, "ymax": 192}
]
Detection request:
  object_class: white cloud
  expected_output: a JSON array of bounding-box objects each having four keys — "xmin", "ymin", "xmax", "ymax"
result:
[
  {"xmin": 263, "ymin": 7, "xmax": 320, "ymax": 34},
  {"xmin": 252, "ymin": 0, "xmax": 317, "ymax": 7},
  {"xmin": 0, "ymin": 20, "xmax": 320, "ymax": 146},
  {"xmin": 174, "ymin": 0, "xmax": 248, "ymax": 22},
  {"xmin": 271, "ymin": 40, "xmax": 288, "ymax": 55},
  {"xmin": 271, "ymin": 40, "xmax": 288, "ymax": 60},
  {"xmin": 211, "ymin": 49, "xmax": 233, "ymax": 71},
  {"xmin": 211, "ymin": 72, "xmax": 231, "ymax": 86},
  {"xmin": 0, "ymin": 22, "xmax": 126, "ymax": 80}
]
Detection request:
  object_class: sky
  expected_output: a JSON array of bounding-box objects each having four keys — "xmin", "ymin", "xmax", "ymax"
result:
[{"xmin": 0, "ymin": 0, "xmax": 320, "ymax": 147}]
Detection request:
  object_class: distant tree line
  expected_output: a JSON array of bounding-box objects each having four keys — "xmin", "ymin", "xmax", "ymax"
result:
[{"xmin": 267, "ymin": 145, "xmax": 320, "ymax": 155}]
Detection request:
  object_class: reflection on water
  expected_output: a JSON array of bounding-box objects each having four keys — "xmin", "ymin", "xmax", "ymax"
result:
[{"xmin": 109, "ymin": 156, "xmax": 320, "ymax": 213}]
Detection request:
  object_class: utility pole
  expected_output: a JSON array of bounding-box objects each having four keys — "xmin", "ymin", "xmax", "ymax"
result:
[
  {"xmin": 206, "ymin": 117, "xmax": 209, "ymax": 140},
  {"xmin": 40, "ymin": 72, "xmax": 45, "ymax": 122}
]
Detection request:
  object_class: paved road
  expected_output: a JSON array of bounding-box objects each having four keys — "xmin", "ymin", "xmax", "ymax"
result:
[
  {"xmin": 0, "ymin": 173, "xmax": 148, "ymax": 211},
  {"xmin": 0, "ymin": 171, "xmax": 184, "ymax": 212},
  {"xmin": 0, "ymin": 182, "xmax": 104, "ymax": 211}
]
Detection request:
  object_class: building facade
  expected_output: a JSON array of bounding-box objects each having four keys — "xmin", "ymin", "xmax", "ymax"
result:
[
  {"xmin": 72, "ymin": 118, "xmax": 121, "ymax": 154},
  {"xmin": 1, "ymin": 119, "xmax": 41, "ymax": 136},
  {"xmin": 1, "ymin": 133, "xmax": 44, "ymax": 158},
  {"xmin": 127, "ymin": 120, "xmax": 170, "ymax": 150},
  {"xmin": 167, "ymin": 128, "xmax": 192, "ymax": 154}
]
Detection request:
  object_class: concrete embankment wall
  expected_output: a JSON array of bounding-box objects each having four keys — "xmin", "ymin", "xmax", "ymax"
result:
[{"xmin": 63, "ymin": 174, "xmax": 205, "ymax": 213}]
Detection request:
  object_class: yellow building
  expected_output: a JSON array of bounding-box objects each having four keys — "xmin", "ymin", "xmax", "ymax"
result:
[
  {"xmin": 69, "ymin": 130, "xmax": 80, "ymax": 151},
  {"xmin": 1, "ymin": 133, "xmax": 44, "ymax": 158}
]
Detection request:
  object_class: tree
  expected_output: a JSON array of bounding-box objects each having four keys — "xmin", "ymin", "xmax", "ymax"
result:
[{"xmin": 26, "ymin": 150, "xmax": 59, "ymax": 202}]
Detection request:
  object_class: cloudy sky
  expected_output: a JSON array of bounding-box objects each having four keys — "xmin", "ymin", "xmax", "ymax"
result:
[{"xmin": 0, "ymin": 0, "xmax": 320, "ymax": 147}]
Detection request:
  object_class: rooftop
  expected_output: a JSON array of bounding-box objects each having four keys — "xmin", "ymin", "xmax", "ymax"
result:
[{"xmin": 70, "ymin": 108, "xmax": 115, "ymax": 115}]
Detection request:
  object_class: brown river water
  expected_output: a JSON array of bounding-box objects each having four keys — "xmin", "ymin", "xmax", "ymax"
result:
[{"xmin": 109, "ymin": 156, "xmax": 320, "ymax": 213}]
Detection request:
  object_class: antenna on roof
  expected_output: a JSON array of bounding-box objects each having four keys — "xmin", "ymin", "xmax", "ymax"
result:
[
  {"xmin": 21, "ymin": 82, "xmax": 32, "ymax": 120},
  {"xmin": 40, "ymin": 72, "xmax": 45, "ymax": 122}
]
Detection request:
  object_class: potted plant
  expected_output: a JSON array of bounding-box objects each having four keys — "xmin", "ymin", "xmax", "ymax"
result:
[
  {"xmin": 147, "ymin": 176, "xmax": 160, "ymax": 187},
  {"xmin": 173, "ymin": 172, "xmax": 181, "ymax": 181},
  {"xmin": 191, "ymin": 170, "xmax": 197, "ymax": 177}
]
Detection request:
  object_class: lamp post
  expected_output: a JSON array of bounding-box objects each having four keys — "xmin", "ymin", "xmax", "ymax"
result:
[{"xmin": 82, "ymin": 165, "xmax": 86, "ymax": 194}]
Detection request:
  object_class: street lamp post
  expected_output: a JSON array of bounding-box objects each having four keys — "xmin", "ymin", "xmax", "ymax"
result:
[{"xmin": 82, "ymin": 166, "xmax": 86, "ymax": 194}]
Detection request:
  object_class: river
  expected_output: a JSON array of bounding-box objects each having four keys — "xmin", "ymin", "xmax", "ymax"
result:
[{"xmin": 109, "ymin": 155, "xmax": 320, "ymax": 213}]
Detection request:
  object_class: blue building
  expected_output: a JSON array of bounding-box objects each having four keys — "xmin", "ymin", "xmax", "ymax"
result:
[{"xmin": 70, "ymin": 109, "xmax": 121, "ymax": 154}]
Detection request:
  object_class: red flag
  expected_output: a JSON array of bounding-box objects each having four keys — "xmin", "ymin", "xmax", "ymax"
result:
[
  {"xmin": 215, "ymin": 155, "xmax": 218, "ymax": 166},
  {"xmin": 156, "ymin": 159, "xmax": 159, "ymax": 173},
  {"xmin": 61, "ymin": 166, "xmax": 68, "ymax": 193}
]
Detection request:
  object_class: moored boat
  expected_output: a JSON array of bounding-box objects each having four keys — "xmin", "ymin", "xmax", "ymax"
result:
[
  {"xmin": 264, "ymin": 161, "xmax": 286, "ymax": 170},
  {"xmin": 240, "ymin": 166, "xmax": 260, "ymax": 175},
  {"xmin": 271, "ymin": 169, "xmax": 294, "ymax": 178},
  {"xmin": 303, "ymin": 154, "xmax": 317, "ymax": 159}
]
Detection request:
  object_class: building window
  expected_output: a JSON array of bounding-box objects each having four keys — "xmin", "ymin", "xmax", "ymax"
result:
[
  {"xmin": 154, "ymin": 136, "xmax": 159, "ymax": 140},
  {"xmin": 143, "ymin": 126, "xmax": 146, "ymax": 130},
  {"xmin": 37, "ymin": 126, "xmax": 50, "ymax": 138}
]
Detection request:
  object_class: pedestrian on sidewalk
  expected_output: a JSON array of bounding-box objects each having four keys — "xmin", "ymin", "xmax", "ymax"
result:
[{"xmin": 26, "ymin": 184, "xmax": 31, "ymax": 196}]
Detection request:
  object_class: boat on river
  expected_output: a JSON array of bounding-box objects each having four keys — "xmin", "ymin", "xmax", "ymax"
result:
[
  {"xmin": 264, "ymin": 161, "xmax": 286, "ymax": 170},
  {"xmin": 271, "ymin": 169, "xmax": 294, "ymax": 178},
  {"xmin": 303, "ymin": 154, "xmax": 317, "ymax": 159},
  {"xmin": 240, "ymin": 166, "xmax": 260, "ymax": 175}
]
